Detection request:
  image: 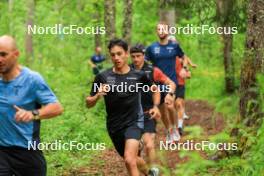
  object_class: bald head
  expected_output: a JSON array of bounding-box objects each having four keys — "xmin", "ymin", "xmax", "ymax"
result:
[{"xmin": 0, "ymin": 35, "xmax": 18, "ymax": 51}]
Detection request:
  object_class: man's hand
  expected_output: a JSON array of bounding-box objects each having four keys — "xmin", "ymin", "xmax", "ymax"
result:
[
  {"xmin": 14, "ymin": 105, "xmax": 34, "ymax": 123},
  {"xmin": 96, "ymin": 84, "xmax": 109, "ymax": 98},
  {"xmin": 149, "ymin": 106, "xmax": 161, "ymax": 119},
  {"xmin": 191, "ymin": 63, "xmax": 197, "ymax": 68}
]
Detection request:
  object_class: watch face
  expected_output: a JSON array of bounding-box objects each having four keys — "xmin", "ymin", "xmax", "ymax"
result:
[{"xmin": 32, "ymin": 110, "xmax": 39, "ymax": 116}]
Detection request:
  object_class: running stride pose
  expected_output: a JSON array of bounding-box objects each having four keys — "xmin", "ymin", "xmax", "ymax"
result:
[
  {"xmin": 86, "ymin": 39, "xmax": 161, "ymax": 176},
  {"xmin": 0, "ymin": 35, "xmax": 63, "ymax": 176},
  {"xmin": 145, "ymin": 22, "xmax": 187, "ymax": 142},
  {"xmin": 130, "ymin": 44, "xmax": 176, "ymax": 175}
]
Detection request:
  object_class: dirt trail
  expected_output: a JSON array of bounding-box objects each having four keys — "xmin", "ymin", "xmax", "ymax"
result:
[{"xmin": 69, "ymin": 100, "xmax": 225, "ymax": 176}]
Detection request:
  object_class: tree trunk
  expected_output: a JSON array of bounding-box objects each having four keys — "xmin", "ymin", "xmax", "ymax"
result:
[
  {"xmin": 159, "ymin": 0, "xmax": 175, "ymax": 34},
  {"xmin": 216, "ymin": 0, "xmax": 235, "ymax": 93},
  {"xmin": 94, "ymin": 3, "xmax": 102, "ymax": 48},
  {"xmin": 104, "ymin": 0, "xmax": 116, "ymax": 52},
  {"xmin": 223, "ymin": 33, "xmax": 235, "ymax": 93},
  {"xmin": 25, "ymin": 0, "xmax": 34, "ymax": 63},
  {"xmin": 239, "ymin": 0, "xmax": 264, "ymax": 127},
  {"xmin": 122, "ymin": 0, "xmax": 133, "ymax": 45}
]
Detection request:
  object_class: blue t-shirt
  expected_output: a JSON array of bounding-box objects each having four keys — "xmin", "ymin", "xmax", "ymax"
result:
[
  {"xmin": 91, "ymin": 54, "xmax": 105, "ymax": 65},
  {"xmin": 145, "ymin": 41, "xmax": 184, "ymax": 85},
  {"xmin": 0, "ymin": 67, "xmax": 58, "ymax": 148}
]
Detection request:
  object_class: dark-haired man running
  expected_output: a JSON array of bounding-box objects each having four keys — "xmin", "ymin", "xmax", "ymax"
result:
[
  {"xmin": 86, "ymin": 39, "xmax": 161, "ymax": 176},
  {"xmin": 130, "ymin": 44, "xmax": 176, "ymax": 175}
]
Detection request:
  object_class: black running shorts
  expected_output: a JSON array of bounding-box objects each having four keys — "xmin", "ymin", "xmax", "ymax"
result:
[
  {"xmin": 143, "ymin": 113, "xmax": 156, "ymax": 134},
  {"xmin": 0, "ymin": 147, "xmax": 46, "ymax": 176},
  {"xmin": 176, "ymin": 85, "xmax": 185, "ymax": 99},
  {"xmin": 108, "ymin": 124, "xmax": 143, "ymax": 157}
]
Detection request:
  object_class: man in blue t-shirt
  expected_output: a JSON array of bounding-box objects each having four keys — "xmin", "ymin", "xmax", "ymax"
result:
[
  {"xmin": 0, "ymin": 35, "xmax": 63, "ymax": 176},
  {"xmin": 145, "ymin": 22, "xmax": 188, "ymax": 143},
  {"xmin": 88, "ymin": 46, "xmax": 106, "ymax": 75}
]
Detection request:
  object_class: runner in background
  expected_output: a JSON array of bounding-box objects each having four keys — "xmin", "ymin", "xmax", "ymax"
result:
[
  {"xmin": 130, "ymin": 44, "xmax": 176, "ymax": 175},
  {"xmin": 168, "ymin": 35, "xmax": 197, "ymax": 120},
  {"xmin": 145, "ymin": 22, "xmax": 186, "ymax": 142},
  {"xmin": 88, "ymin": 46, "xmax": 105, "ymax": 75}
]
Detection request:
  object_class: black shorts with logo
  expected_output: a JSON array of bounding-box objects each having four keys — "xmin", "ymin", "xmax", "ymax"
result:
[
  {"xmin": 0, "ymin": 147, "xmax": 46, "ymax": 176},
  {"xmin": 108, "ymin": 124, "xmax": 143, "ymax": 157}
]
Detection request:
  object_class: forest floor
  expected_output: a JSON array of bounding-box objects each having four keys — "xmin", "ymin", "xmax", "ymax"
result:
[{"xmin": 67, "ymin": 100, "xmax": 225, "ymax": 176}]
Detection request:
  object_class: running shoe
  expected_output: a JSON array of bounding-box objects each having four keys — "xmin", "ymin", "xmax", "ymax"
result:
[
  {"xmin": 171, "ymin": 128, "xmax": 181, "ymax": 142},
  {"xmin": 148, "ymin": 167, "xmax": 160, "ymax": 176},
  {"xmin": 166, "ymin": 130, "xmax": 173, "ymax": 144},
  {"xmin": 183, "ymin": 112, "xmax": 190, "ymax": 119}
]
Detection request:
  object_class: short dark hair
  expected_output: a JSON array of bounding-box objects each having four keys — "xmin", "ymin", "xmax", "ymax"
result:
[
  {"xmin": 130, "ymin": 44, "xmax": 145, "ymax": 54},
  {"xmin": 108, "ymin": 39, "xmax": 128, "ymax": 52}
]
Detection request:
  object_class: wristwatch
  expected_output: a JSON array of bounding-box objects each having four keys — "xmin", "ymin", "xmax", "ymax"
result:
[{"xmin": 31, "ymin": 110, "xmax": 40, "ymax": 120}]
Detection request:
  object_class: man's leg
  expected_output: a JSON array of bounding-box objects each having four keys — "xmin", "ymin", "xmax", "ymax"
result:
[
  {"xmin": 142, "ymin": 133, "xmax": 156, "ymax": 165},
  {"xmin": 159, "ymin": 103, "xmax": 170, "ymax": 130},
  {"xmin": 167, "ymin": 102, "xmax": 177, "ymax": 129},
  {"xmin": 176, "ymin": 86, "xmax": 185, "ymax": 136},
  {"xmin": 124, "ymin": 139, "xmax": 144, "ymax": 176},
  {"xmin": 176, "ymin": 98, "xmax": 184, "ymax": 135}
]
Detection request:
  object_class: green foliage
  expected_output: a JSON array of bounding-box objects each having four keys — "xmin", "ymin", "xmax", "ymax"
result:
[{"xmin": 1, "ymin": 0, "xmax": 263, "ymax": 175}]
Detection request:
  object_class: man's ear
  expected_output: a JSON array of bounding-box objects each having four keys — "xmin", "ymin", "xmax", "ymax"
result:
[{"xmin": 14, "ymin": 50, "xmax": 20, "ymax": 57}]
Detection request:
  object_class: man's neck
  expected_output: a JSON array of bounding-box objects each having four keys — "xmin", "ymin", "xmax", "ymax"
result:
[
  {"xmin": 113, "ymin": 64, "xmax": 130, "ymax": 74},
  {"xmin": 159, "ymin": 38, "xmax": 168, "ymax": 45},
  {"xmin": 135, "ymin": 61, "xmax": 144, "ymax": 70},
  {"xmin": 2, "ymin": 65, "xmax": 21, "ymax": 82}
]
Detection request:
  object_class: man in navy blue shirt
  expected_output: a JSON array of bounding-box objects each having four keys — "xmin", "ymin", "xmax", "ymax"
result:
[
  {"xmin": 0, "ymin": 35, "xmax": 63, "ymax": 176},
  {"xmin": 88, "ymin": 46, "xmax": 106, "ymax": 75},
  {"xmin": 145, "ymin": 22, "xmax": 187, "ymax": 143}
]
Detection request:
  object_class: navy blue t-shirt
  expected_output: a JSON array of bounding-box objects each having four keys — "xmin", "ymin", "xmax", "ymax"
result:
[
  {"xmin": 145, "ymin": 41, "xmax": 184, "ymax": 85},
  {"xmin": 91, "ymin": 54, "xmax": 105, "ymax": 65}
]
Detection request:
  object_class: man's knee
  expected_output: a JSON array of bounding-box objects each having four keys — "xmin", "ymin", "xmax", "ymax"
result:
[
  {"xmin": 124, "ymin": 154, "xmax": 137, "ymax": 167},
  {"xmin": 145, "ymin": 141, "xmax": 155, "ymax": 153},
  {"xmin": 176, "ymin": 99, "xmax": 183, "ymax": 109}
]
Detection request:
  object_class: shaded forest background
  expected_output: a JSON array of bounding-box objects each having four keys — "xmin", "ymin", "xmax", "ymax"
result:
[{"xmin": 0, "ymin": 0, "xmax": 263, "ymax": 175}]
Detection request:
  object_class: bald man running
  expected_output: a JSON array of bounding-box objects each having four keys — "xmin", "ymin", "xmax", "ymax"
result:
[{"xmin": 0, "ymin": 35, "xmax": 63, "ymax": 176}]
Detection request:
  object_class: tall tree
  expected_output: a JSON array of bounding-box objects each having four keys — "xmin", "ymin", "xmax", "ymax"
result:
[
  {"xmin": 94, "ymin": 2, "xmax": 102, "ymax": 48},
  {"xmin": 25, "ymin": 0, "xmax": 35, "ymax": 62},
  {"xmin": 122, "ymin": 0, "xmax": 133, "ymax": 45},
  {"xmin": 159, "ymin": 0, "xmax": 175, "ymax": 33},
  {"xmin": 104, "ymin": 0, "xmax": 116, "ymax": 53},
  {"xmin": 216, "ymin": 0, "xmax": 236, "ymax": 93},
  {"xmin": 239, "ymin": 0, "xmax": 264, "ymax": 127}
]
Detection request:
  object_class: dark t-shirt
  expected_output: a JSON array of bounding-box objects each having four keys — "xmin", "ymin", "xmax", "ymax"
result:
[
  {"xmin": 145, "ymin": 41, "xmax": 184, "ymax": 85},
  {"xmin": 91, "ymin": 54, "xmax": 105, "ymax": 65},
  {"xmin": 130, "ymin": 62, "xmax": 168, "ymax": 111},
  {"xmin": 90, "ymin": 68, "xmax": 153, "ymax": 133}
]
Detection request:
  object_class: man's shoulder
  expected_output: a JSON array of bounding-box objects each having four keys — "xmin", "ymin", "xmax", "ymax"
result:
[
  {"xmin": 22, "ymin": 67, "xmax": 43, "ymax": 80},
  {"xmin": 148, "ymin": 42, "xmax": 159, "ymax": 48},
  {"xmin": 168, "ymin": 40, "xmax": 180, "ymax": 47},
  {"xmin": 96, "ymin": 68, "xmax": 113, "ymax": 79}
]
